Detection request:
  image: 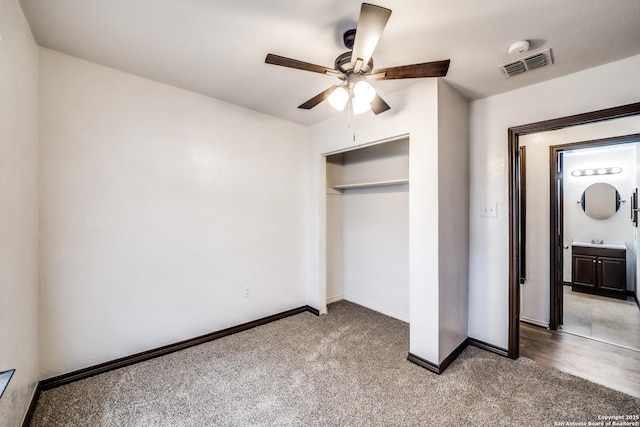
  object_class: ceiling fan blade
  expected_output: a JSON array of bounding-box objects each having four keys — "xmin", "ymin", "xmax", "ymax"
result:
[
  {"xmin": 265, "ymin": 53, "xmax": 336, "ymax": 75},
  {"xmin": 371, "ymin": 93, "xmax": 390, "ymax": 115},
  {"xmin": 373, "ymin": 60, "xmax": 451, "ymax": 80},
  {"xmin": 298, "ymin": 85, "xmax": 340, "ymax": 110},
  {"xmin": 350, "ymin": 3, "xmax": 392, "ymax": 73}
]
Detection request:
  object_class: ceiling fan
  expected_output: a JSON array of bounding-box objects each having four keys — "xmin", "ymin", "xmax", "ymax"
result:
[{"xmin": 265, "ymin": 3, "xmax": 450, "ymax": 115}]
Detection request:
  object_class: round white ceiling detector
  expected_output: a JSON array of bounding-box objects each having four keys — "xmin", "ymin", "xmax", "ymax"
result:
[{"xmin": 508, "ymin": 40, "xmax": 530, "ymax": 56}]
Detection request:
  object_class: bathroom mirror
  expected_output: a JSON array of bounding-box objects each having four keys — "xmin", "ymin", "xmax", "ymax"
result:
[{"xmin": 580, "ymin": 182, "xmax": 621, "ymax": 220}]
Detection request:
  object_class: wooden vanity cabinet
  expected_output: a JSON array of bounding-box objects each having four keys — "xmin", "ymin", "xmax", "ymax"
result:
[{"xmin": 571, "ymin": 245, "xmax": 626, "ymax": 299}]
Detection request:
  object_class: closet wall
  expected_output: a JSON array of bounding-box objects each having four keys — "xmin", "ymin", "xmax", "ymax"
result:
[
  {"xmin": 309, "ymin": 79, "xmax": 469, "ymax": 366},
  {"xmin": 326, "ymin": 138, "xmax": 410, "ymax": 321}
]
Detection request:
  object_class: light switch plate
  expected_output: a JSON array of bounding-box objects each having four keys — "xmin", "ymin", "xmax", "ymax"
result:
[{"xmin": 481, "ymin": 203, "xmax": 498, "ymax": 217}]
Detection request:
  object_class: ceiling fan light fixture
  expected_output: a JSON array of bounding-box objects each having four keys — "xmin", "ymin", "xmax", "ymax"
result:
[
  {"xmin": 353, "ymin": 80, "xmax": 376, "ymax": 104},
  {"xmin": 265, "ymin": 3, "xmax": 450, "ymax": 116},
  {"xmin": 328, "ymin": 86, "xmax": 349, "ymax": 111},
  {"xmin": 352, "ymin": 96, "xmax": 371, "ymax": 115}
]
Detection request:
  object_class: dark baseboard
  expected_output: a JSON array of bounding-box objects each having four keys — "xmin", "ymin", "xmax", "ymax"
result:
[
  {"xmin": 468, "ymin": 337, "xmax": 509, "ymax": 358},
  {"xmin": 407, "ymin": 338, "xmax": 469, "ymax": 375},
  {"xmin": 306, "ymin": 305, "xmax": 321, "ymax": 316},
  {"xmin": 39, "ymin": 305, "xmax": 318, "ymax": 391},
  {"xmin": 439, "ymin": 339, "xmax": 469, "ymax": 372},
  {"xmin": 407, "ymin": 352, "xmax": 441, "ymax": 374},
  {"xmin": 408, "ymin": 336, "xmax": 510, "ymax": 375},
  {"xmin": 21, "ymin": 382, "xmax": 41, "ymax": 427},
  {"xmin": 22, "ymin": 305, "xmax": 318, "ymax": 426},
  {"xmin": 563, "ymin": 281, "xmax": 572, "ymax": 287}
]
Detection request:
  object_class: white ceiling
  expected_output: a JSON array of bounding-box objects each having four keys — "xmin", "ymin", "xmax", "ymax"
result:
[{"xmin": 19, "ymin": 0, "xmax": 640, "ymax": 126}]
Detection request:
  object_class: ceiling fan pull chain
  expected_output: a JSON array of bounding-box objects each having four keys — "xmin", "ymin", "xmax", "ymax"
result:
[{"xmin": 349, "ymin": 103, "xmax": 357, "ymax": 143}]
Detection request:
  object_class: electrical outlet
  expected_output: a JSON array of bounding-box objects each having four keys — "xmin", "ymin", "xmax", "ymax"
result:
[{"xmin": 244, "ymin": 286, "xmax": 251, "ymax": 298}]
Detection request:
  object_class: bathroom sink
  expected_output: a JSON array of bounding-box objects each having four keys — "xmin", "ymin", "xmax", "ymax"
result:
[{"xmin": 571, "ymin": 241, "xmax": 626, "ymax": 250}]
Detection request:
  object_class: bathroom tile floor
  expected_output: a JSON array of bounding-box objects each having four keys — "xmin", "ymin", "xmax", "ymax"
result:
[{"xmin": 561, "ymin": 285, "xmax": 640, "ymax": 351}]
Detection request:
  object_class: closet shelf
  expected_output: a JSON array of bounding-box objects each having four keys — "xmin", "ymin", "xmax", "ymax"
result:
[{"xmin": 331, "ymin": 178, "xmax": 409, "ymax": 190}]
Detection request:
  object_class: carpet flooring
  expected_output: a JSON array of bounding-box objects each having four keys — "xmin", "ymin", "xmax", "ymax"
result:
[{"xmin": 30, "ymin": 301, "xmax": 639, "ymax": 426}]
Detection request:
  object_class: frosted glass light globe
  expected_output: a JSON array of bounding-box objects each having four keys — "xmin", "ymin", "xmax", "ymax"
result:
[
  {"xmin": 328, "ymin": 87, "xmax": 349, "ymax": 111},
  {"xmin": 352, "ymin": 96, "xmax": 371, "ymax": 115},
  {"xmin": 353, "ymin": 80, "xmax": 376, "ymax": 104}
]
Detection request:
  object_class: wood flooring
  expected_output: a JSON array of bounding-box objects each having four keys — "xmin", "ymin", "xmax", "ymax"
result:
[{"xmin": 520, "ymin": 323, "xmax": 640, "ymax": 398}]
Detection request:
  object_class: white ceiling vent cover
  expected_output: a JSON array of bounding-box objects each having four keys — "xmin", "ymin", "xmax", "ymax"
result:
[{"xmin": 500, "ymin": 48, "xmax": 553, "ymax": 77}]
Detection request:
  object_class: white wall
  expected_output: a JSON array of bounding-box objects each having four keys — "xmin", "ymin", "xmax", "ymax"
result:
[
  {"xmin": 342, "ymin": 187, "xmax": 409, "ymax": 321},
  {"xmin": 518, "ymin": 135, "xmax": 552, "ymax": 326},
  {"xmin": 0, "ymin": 1, "xmax": 40, "ymax": 426},
  {"xmin": 325, "ymin": 192, "xmax": 344, "ymax": 303},
  {"xmin": 469, "ymin": 54, "xmax": 640, "ymax": 349},
  {"xmin": 38, "ymin": 49, "xmax": 309, "ymax": 377},
  {"xmin": 437, "ymin": 80, "xmax": 470, "ymax": 361}
]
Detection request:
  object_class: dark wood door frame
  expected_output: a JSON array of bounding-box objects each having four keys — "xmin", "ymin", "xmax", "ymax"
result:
[
  {"xmin": 507, "ymin": 101, "xmax": 640, "ymax": 359},
  {"xmin": 519, "ymin": 146, "xmax": 527, "ymax": 285},
  {"xmin": 552, "ymin": 149, "xmax": 564, "ymax": 329}
]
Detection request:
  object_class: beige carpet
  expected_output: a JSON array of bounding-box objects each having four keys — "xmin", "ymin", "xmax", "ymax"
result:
[{"xmin": 30, "ymin": 301, "xmax": 639, "ymax": 426}]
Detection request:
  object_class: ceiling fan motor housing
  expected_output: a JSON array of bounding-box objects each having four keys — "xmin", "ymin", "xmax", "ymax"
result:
[
  {"xmin": 335, "ymin": 51, "xmax": 373, "ymax": 74},
  {"xmin": 343, "ymin": 29, "xmax": 357, "ymax": 49}
]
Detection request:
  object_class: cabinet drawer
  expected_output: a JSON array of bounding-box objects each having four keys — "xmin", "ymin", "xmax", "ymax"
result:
[{"xmin": 571, "ymin": 245, "xmax": 625, "ymax": 259}]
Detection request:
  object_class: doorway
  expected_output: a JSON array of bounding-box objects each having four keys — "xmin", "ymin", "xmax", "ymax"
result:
[
  {"xmin": 550, "ymin": 138, "xmax": 640, "ymax": 351},
  {"xmin": 507, "ymin": 102, "xmax": 640, "ymax": 359}
]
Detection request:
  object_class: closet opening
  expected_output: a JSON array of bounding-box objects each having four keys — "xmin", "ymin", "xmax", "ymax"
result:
[{"xmin": 325, "ymin": 136, "xmax": 410, "ymax": 321}]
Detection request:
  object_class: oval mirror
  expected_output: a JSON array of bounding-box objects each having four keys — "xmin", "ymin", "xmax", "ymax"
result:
[{"xmin": 580, "ymin": 182, "xmax": 621, "ymax": 220}]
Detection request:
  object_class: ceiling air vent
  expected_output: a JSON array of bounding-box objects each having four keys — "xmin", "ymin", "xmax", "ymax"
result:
[{"xmin": 500, "ymin": 48, "xmax": 553, "ymax": 77}]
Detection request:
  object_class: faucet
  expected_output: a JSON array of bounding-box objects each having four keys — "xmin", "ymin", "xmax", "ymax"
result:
[{"xmin": 590, "ymin": 239, "xmax": 604, "ymax": 245}]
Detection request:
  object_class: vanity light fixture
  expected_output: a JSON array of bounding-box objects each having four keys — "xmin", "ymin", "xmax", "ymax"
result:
[{"xmin": 571, "ymin": 167, "xmax": 622, "ymax": 177}]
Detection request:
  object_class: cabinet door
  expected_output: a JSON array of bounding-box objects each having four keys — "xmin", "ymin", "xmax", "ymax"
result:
[
  {"xmin": 599, "ymin": 257, "xmax": 626, "ymax": 291},
  {"xmin": 572, "ymin": 254, "xmax": 597, "ymax": 288}
]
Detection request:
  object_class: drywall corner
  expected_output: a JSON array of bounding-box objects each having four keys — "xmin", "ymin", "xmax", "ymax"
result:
[{"xmin": 437, "ymin": 79, "xmax": 470, "ymax": 363}]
